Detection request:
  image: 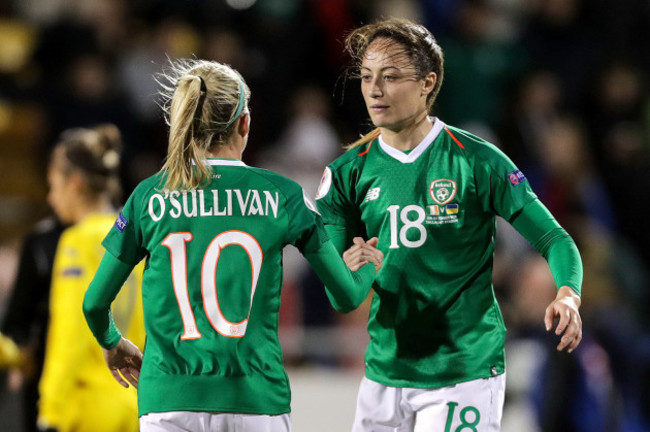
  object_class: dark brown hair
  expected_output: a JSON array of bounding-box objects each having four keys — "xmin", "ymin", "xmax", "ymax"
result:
[{"xmin": 344, "ymin": 18, "xmax": 444, "ymax": 148}]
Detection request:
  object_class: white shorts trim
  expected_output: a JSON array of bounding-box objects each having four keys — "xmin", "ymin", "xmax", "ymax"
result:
[
  {"xmin": 140, "ymin": 411, "xmax": 291, "ymax": 432},
  {"xmin": 352, "ymin": 374, "xmax": 505, "ymax": 432}
]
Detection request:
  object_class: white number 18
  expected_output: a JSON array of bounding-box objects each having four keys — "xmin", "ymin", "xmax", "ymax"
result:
[{"xmin": 387, "ymin": 205, "xmax": 427, "ymax": 249}]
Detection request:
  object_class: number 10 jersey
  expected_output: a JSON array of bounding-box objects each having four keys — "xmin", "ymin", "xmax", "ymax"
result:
[{"xmin": 103, "ymin": 159, "xmax": 328, "ymax": 417}]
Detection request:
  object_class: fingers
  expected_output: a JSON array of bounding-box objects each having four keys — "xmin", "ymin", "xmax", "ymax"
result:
[
  {"xmin": 121, "ymin": 365, "xmax": 140, "ymax": 388},
  {"xmin": 559, "ymin": 311, "xmax": 582, "ymax": 353},
  {"xmin": 546, "ymin": 302, "xmax": 583, "ymax": 353},
  {"xmin": 352, "ymin": 237, "xmax": 365, "ymax": 246},
  {"xmin": 110, "ymin": 368, "xmax": 129, "ymax": 388},
  {"xmin": 343, "ymin": 239, "xmax": 384, "ymax": 271},
  {"xmin": 343, "ymin": 244, "xmax": 367, "ymax": 271},
  {"xmin": 344, "ymin": 239, "xmax": 372, "ymax": 270},
  {"xmin": 554, "ymin": 307, "xmax": 571, "ymax": 336},
  {"xmin": 366, "ymin": 237, "xmax": 379, "ymax": 247},
  {"xmin": 544, "ymin": 304, "xmax": 554, "ymax": 332}
]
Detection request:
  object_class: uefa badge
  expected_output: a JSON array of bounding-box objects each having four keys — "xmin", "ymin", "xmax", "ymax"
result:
[
  {"xmin": 315, "ymin": 167, "xmax": 332, "ymax": 200},
  {"xmin": 429, "ymin": 179, "xmax": 457, "ymax": 205}
]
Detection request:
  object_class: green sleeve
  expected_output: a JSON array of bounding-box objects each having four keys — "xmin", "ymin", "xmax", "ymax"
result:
[
  {"xmin": 303, "ymin": 239, "xmax": 375, "ymax": 313},
  {"xmin": 510, "ymin": 199, "xmax": 583, "ymax": 295},
  {"xmin": 102, "ymin": 184, "xmax": 147, "ymax": 266},
  {"xmin": 322, "ymin": 224, "xmax": 352, "ymax": 255},
  {"xmin": 82, "ymin": 252, "xmax": 136, "ymax": 349}
]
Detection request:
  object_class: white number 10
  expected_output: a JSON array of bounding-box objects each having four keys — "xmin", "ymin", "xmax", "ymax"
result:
[{"xmin": 162, "ymin": 231, "xmax": 263, "ymax": 340}]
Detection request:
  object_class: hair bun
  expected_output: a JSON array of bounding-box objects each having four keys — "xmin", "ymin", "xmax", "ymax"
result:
[{"xmin": 102, "ymin": 150, "xmax": 120, "ymax": 171}]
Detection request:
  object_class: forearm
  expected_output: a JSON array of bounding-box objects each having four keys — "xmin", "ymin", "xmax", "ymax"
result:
[
  {"xmin": 511, "ymin": 199, "xmax": 583, "ymax": 295},
  {"xmin": 304, "ymin": 239, "xmax": 374, "ymax": 313},
  {"xmin": 82, "ymin": 252, "xmax": 135, "ymax": 349}
]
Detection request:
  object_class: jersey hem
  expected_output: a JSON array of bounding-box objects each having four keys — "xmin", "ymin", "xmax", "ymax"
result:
[
  {"xmin": 364, "ymin": 366, "xmax": 506, "ymax": 390},
  {"xmin": 137, "ymin": 373, "xmax": 291, "ymax": 418}
]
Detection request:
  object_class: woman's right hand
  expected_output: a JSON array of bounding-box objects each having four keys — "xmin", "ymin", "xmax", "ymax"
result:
[{"xmin": 343, "ymin": 237, "xmax": 384, "ymax": 273}]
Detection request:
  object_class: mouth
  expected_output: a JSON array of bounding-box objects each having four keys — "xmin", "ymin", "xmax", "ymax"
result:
[{"xmin": 370, "ymin": 105, "xmax": 389, "ymax": 112}]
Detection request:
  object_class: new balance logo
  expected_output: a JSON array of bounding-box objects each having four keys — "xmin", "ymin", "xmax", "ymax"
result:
[{"xmin": 365, "ymin": 187, "xmax": 381, "ymax": 201}]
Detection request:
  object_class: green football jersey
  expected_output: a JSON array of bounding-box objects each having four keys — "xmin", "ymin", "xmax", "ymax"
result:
[
  {"xmin": 316, "ymin": 119, "xmax": 538, "ymax": 389},
  {"xmin": 103, "ymin": 159, "xmax": 328, "ymax": 416}
]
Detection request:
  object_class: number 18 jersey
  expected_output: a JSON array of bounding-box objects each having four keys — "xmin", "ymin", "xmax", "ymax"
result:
[
  {"xmin": 102, "ymin": 159, "xmax": 328, "ymax": 417},
  {"xmin": 316, "ymin": 119, "xmax": 537, "ymax": 389}
]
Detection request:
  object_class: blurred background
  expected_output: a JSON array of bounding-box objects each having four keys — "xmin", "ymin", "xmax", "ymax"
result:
[{"xmin": 0, "ymin": 0, "xmax": 648, "ymax": 430}]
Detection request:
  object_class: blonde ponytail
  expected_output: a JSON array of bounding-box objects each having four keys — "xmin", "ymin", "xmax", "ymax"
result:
[
  {"xmin": 157, "ymin": 59, "xmax": 250, "ymax": 191},
  {"xmin": 345, "ymin": 127, "xmax": 381, "ymax": 150},
  {"xmin": 161, "ymin": 75, "xmax": 211, "ymax": 190}
]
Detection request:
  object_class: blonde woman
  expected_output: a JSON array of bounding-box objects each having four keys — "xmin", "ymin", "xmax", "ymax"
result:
[{"xmin": 82, "ymin": 59, "xmax": 383, "ymax": 432}]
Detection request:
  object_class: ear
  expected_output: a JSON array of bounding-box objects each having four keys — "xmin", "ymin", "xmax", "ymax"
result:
[
  {"xmin": 68, "ymin": 172, "xmax": 86, "ymax": 193},
  {"xmin": 238, "ymin": 113, "xmax": 251, "ymax": 138},
  {"xmin": 422, "ymin": 72, "xmax": 437, "ymax": 96}
]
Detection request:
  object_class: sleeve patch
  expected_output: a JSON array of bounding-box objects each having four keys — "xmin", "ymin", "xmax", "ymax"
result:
[
  {"xmin": 315, "ymin": 167, "xmax": 332, "ymax": 200},
  {"xmin": 508, "ymin": 169, "xmax": 527, "ymax": 186},
  {"xmin": 62, "ymin": 267, "xmax": 83, "ymax": 277},
  {"xmin": 115, "ymin": 212, "xmax": 129, "ymax": 232}
]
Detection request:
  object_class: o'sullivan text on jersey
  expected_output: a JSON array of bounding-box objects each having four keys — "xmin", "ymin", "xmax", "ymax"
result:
[{"xmin": 147, "ymin": 188, "xmax": 280, "ymax": 221}]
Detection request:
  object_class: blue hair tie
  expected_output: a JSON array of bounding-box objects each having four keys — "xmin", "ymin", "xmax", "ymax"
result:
[{"xmin": 222, "ymin": 78, "xmax": 246, "ymax": 131}]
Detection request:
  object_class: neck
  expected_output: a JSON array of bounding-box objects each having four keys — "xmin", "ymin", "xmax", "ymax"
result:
[
  {"xmin": 380, "ymin": 112, "xmax": 433, "ymax": 151},
  {"xmin": 71, "ymin": 197, "xmax": 113, "ymax": 224},
  {"xmin": 206, "ymin": 138, "xmax": 244, "ymax": 160}
]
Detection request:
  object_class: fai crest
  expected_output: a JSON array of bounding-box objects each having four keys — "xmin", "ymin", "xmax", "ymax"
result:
[{"xmin": 429, "ymin": 179, "xmax": 457, "ymax": 205}]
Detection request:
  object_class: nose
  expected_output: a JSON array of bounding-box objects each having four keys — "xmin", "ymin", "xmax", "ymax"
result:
[{"xmin": 367, "ymin": 76, "xmax": 383, "ymax": 98}]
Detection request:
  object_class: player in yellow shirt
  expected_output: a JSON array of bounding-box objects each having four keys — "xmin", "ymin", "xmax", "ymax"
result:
[{"xmin": 38, "ymin": 125, "xmax": 144, "ymax": 432}]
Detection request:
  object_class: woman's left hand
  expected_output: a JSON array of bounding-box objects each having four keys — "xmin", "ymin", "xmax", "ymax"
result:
[
  {"xmin": 103, "ymin": 337, "xmax": 142, "ymax": 388},
  {"xmin": 544, "ymin": 286, "xmax": 582, "ymax": 353}
]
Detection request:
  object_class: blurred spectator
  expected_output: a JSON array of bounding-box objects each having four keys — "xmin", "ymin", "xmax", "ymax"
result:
[
  {"xmin": 117, "ymin": 18, "xmax": 201, "ymax": 192},
  {"xmin": 534, "ymin": 116, "xmax": 616, "ymax": 233},
  {"xmin": 437, "ymin": 0, "xmax": 528, "ymax": 130},
  {"xmin": 520, "ymin": 0, "xmax": 597, "ymax": 110},
  {"xmin": 2, "ymin": 216, "xmax": 65, "ymax": 432},
  {"xmin": 260, "ymin": 85, "xmax": 343, "ymax": 365},
  {"xmin": 499, "ymin": 70, "xmax": 562, "ymax": 170},
  {"xmin": 584, "ymin": 61, "xmax": 650, "ymax": 273}
]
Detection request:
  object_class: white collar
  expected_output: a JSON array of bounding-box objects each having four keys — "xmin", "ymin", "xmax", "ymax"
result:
[
  {"xmin": 198, "ymin": 159, "xmax": 247, "ymax": 167},
  {"xmin": 378, "ymin": 118, "xmax": 445, "ymax": 163}
]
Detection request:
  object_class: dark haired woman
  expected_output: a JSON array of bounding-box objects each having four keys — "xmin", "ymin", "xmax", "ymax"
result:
[{"xmin": 316, "ymin": 18, "xmax": 583, "ymax": 431}]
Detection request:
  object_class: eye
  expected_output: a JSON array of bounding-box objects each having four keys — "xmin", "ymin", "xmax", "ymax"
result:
[
  {"xmin": 383, "ymin": 75, "xmax": 396, "ymax": 81},
  {"xmin": 361, "ymin": 74, "xmax": 371, "ymax": 82}
]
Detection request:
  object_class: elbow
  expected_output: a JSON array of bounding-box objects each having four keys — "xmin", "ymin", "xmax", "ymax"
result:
[
  {"xmin": 331, "ymin": 294, "xmax": 364, "ymax": 314},
  {"xmin": 82, "ymin": 293, "xmax": 100, "ymax": 322},
  {"xmin": 333, "ymin": 303, "xmax": 355, "ymax": 314},
  {"xmin": 324, "ymin": 289, "xmax": 357, "ymax": 314}
]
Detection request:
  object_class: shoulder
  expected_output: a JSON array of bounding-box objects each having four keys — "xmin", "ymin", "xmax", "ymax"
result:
[
  {"xmin": 123, "ymin": 172, "xmax": 166, "ymax": 212},
  {"xmin": 60, "ymin": 214, "xmax": 116, "ymax": 246},
  {"xmin": 443, "ymin": 124, "xmax": 514, "ymax": 167},
  {"xmin": 245, "ymin": 166, "xmax": 303, "ymax": 196},
  {"xmin": 327, "ymin": 142, "xmax": 372, "ymax": 172}
]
